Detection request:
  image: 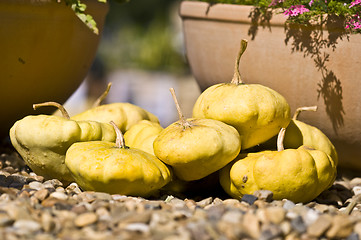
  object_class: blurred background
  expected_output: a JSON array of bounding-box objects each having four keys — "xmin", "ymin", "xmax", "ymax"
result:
[{"xmin": 64, "ymin": 0, "xmax": 201, "ymax": 127}]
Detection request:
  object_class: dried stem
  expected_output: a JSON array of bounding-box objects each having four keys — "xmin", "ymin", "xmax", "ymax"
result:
[
  {"xmin": 92, "ymin": 82, "xmax": 112, "ymax": 108},
  {"xmin": 342, "ymin": 194, "xmax": 361, "ymax": 215},
  {"xmin": 33, "ymin": 102, "xmax": 70, "ymax": 119},
  {"xmin": 277, "ymin": 128, "xmax": 286, "ymax": 152},
  {"xmin": 169, "ymin": 88, "xmax": 191, "ymax": 128},
  {"xmin": 110, "ymin": 121, "xmax": 125, "ymax": 149},
  {"xmin": 293, "ymin": 106, "xmax": 318, "ymax": 120},
  {"xmin": 231, "ymin": 39, "xmax": 248, "ymax": 85}
]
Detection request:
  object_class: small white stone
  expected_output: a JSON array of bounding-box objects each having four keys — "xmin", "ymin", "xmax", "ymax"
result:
[
  {"xmin": 29, "ymin": 181, "xmax": 44, "ymax": 190},
  {"xmin": 50, "ymin": 191, "xmax": 68, "ymax": 201},
  {"xmin": 352, "ymin": 186, "xmax": 361, "ymax": 195},
  {"xmin": 286, "ymin": 211, "xmax": 298, "ymax": 220},
  {"xmin": 283, "ymin": 200, "xmax": 296, "ymax": 210},
  {"xmin": 13, "ymin": 220, "xmax": 41, "ymax": 233},
  {"xmin": 221, "ymin": 211, "xmax": 242, "ymax": 224},
  {"xmin": 112, "ymin": 194, "xmax": 127, "ymax": 201},
  {"xmin": 124, "ymin": 223, "xmax": 150, "ymax": 233},
  {"xmin": 303, "ymin": 209, "xmax": 320, "ymax": 226}
]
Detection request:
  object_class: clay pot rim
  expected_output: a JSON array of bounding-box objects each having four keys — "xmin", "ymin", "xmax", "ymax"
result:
[
  {"xmin": 179, "ymin": 1, "xmax": 347, "ymax": 30},
  {"xmin": 179, "ymin": 1, "xmax": 288, "ymax": 26},
  {"xmin": 2, "ymin": 0, "xmax": 107, "ymax": 5}
]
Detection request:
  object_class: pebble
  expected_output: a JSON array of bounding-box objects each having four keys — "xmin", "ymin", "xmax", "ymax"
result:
[
  {"xmin": 307, "ymin": 214, "xmax": 332, "ymax": 237},
  {"xmin": 241, "ymin": 194, "xmax": 258, "ymax": 205},
  {"xmin": 221, "ymin": 210, "xmax": 243, "ymax": 224},
  {"xmin": 49, "ymin": 191, "xmax": 68, "ymax": 201},
  {"xmin": 264, "ymin": 206, "xmax": 286, "ymax": 224},
  {"xmin": 291, "ymin": 215, "xmax": 307, "ymax": 234},
  {"xmin": 41, "ymin": 211, "xmax": 56, "ymax": 232},
  {"xmin": 0, "ymin": 213, "xmax": 13, "ymax": 227},
  {"xmin": 196, "ymin": 197, "xmax": 213, "ymax": 208},
  {"xmin": 354, "ymin": 222, "xmax": 361, "ymax": 237},
  {"xmin": 254, "ymin": 190, "xmax": 274, "ymax": 202},
  {"xmin": 29, "ymin": 181, "xmax": 44, "ymax": 190},
  {"xmin": 302, "ymin": 208, "xmax": 319, "ymax": 225},
  {"xmin": 33, "ymin": 188, "xmax": 49, "ymax": 201},
  {"xmin": 350, "ymin": 178, "xmax": 361, "ymax": 188},
  {"xmin": 13, "ymin": 219, "xmax": 42, "ymax": 234},
  {"xmin": 243, "ymin": 212, "xmax": 261, "ymax": 239},
  {"xmin": 283, "ymin": 200, "xmax": 296, "ymax": 210},
  {"xmin": 1, "ymin": 147, "xmax": 361, "ymax": 239},
  {"xmin": 124, "ymin": 223, "xmax": 150, "ymax": 233},
  {"xmin": 326, "ymin": 215, "xmax": 354, "ymax": 239},
  {"xmin": 74, "ymin": 212, "xmax": 98, "ymax": 227},
  {"xmin": 353, "ymin": 186, "xmax": 361, "ymax": 196}
]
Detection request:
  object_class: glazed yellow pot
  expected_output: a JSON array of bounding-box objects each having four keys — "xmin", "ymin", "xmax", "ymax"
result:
[{"xmin": 0, "ymin": 0, "xmax": 108, "ymax": 138}]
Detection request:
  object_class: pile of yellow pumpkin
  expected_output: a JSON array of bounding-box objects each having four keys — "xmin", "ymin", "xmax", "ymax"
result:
[{"xmin": 9, "ymin": 39, "xmax": 337, "ymax": 203}]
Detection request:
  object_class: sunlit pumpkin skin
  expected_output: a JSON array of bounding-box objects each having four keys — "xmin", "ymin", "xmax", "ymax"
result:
[
  {"xmin": 283, "ymin": 120, "xmax": 338, "ymax": 166},
  {"xmin": 218, "ymin": 159, "xmax": 243, "ymax": 200},
  {"xmin": 259, "ymin": 107, "xmax": 338, "ymax": 167},
  {"xmin": 72, "ymin": 103, "xmax": 159, "ymax": 133},
  {"xmin": 193, "ymin": 83, "xmax": 291, "ymax": 149},
  {"xmin": 65, "ymin": 141, "xmax": 172, "ymax": 197},
  {"xmin": 192, "ymin": 40, "xmax": 291, "ymax": 149},
  {"xmin": 220, "ymin": 146, "xmax": 336, "ymax": 203},
  {"xmin": 123, "ymin": 120, "xmax": 163, "ymax": 156},
  {"xmin": 153, "ymin": 117, "xmax": 241, "ymax": 181},
  {"xmin": 10, "ymin": 115, "xmax": 116, "ymax": 184}
]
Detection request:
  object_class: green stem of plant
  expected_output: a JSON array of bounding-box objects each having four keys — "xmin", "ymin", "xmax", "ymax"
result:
[
  {"xmin": 33, "ymin": 102, "xmax": 70, "ymax": 119},
  {"xmin": 292, "ymin": 106, "xmax": 318, "ymax": 120},
  {"xmin": 231, "ymin": 39, "xmax": 248, "ymax": 84}
]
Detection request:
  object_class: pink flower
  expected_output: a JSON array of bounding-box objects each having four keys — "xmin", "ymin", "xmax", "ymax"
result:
[
  {"xmin": 268, "ymin": 0, "xmax": 284, "ymax": 7},
  {"xmin": 346, "ymin": 14, "xmax": 361, "ymax": 30},
  {"xmin": 284, "ymin": 5, "xmax": 310, "ymax": 17},
  {"xmin": 350, "ymin": 0, "xmax": 361, "ymax": 8},
  {"xmin": 309, "ymin": 0, "xmax": 314, "ymax": 6}
]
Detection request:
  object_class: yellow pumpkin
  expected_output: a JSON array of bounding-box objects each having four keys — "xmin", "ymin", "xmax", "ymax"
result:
[
  {"xmin": 72, "ymin": 102, "xmax": 159, "ymax": 133},
  {"xmin": 123, "ymin": 120, "xmax": 163, "ymax": 156},
  {"xmin": 65, "ymin": 122, "xmax": 172, "ymax": 197},
  {"xmin": 259, "ymin": 106, "xmax": 338, "ymax": 166},
  {"xmin": 10, "ymin": 102, "xmax": 116, "ymax": 184},
  {"xmin": 153, "ymin": 88, "xmax": 241, "ymax": 181},
  {"xmin": 220, "ymin": 128, "xmax": 337, "ymax": 203},
  {"xmin": 192, "ymin": 39, "xmax": 291, "ymax": 149}
]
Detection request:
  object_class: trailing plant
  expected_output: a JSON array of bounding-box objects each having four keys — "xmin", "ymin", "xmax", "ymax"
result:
[
  {"xmin": 62, "ymin": 0, "xmax": 128, "ymax": 34},
  {"xmin": 194, "ymin": 0, "xmax": 361, "ymax": 32}
]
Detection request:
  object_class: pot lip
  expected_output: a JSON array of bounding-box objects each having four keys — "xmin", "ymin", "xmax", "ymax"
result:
[
  {"xmin": 1, "ymin": 0, "xmax": 108, "ymax": 8},
  {"xmin": 179, "ymin": 1, "xmax": 288, "ymax": 26}
]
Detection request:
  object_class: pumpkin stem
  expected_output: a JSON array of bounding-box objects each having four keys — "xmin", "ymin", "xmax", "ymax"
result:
[
  {"xmin": 277, "ymin": 128, "xmax": 286, "ymax": 152},
  {"xmin": 231, "ymin": 39, "xmax": 248, "ymax": 85},
  {"xmin": 293, "ymin": 106, "xmax": 318, "ymax": 120},
  {"xmin": 110, "ymin": 121, "xmax": 126, "ymax": 149},
  {"xmin": 33, "ymin": 101, "xmax": 70, "ymax": 119},
  {"xmin": 92, "ymin": 82, "xmax": 112, "ymax": 108},
  {"xmin": 169, "ymin": 88, "xmax": 192, "ymax": 129}
]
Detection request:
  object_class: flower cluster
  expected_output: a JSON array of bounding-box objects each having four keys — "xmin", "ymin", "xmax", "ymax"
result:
[
  {"xmin": 267, "ymin": 0, "xmax": 361, "ymax": 32},
  {"xmin": 346, "ymin": 14, "xmax": 361, "ymax": 29},
  {"xmin": 197, "ymin": 0, "xmax": 361, "ymax": 32},
  {"xmin": 283, "ymin": 5, "xmax": 310, "ymax": 16}
]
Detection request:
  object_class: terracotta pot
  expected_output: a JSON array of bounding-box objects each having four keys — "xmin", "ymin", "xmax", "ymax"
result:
[
  {"xmin": 0, "ymin": 0, "xmax": 108, "ymax": 138},
  {"xmin": 180, "ymin": 1, "xmax": 361, "ymax": 171}
]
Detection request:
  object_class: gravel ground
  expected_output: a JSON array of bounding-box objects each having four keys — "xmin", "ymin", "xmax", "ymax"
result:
[{"xmin": 1, "ymin": 140, "xmax": 361, "ymax": 240}]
